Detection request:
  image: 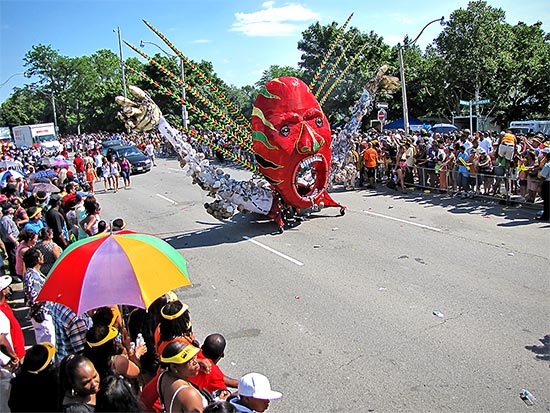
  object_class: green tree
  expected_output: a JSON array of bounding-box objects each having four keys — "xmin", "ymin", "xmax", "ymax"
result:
[
  {"xmin": 424, "ymin": 0, "xmax": 550, "ymax": 128},
  {"xmin": 0, "ymin": 87, "xmax": 47, "ymax": 126},
  {"xmin": 298, "ymin": 22, "xmax": 393, "ymax": 125},
  {"xmin": 496, "ymin": 22, "xmax": 550, "ymax": 123},
  {"xmin": 255, "ymin": 65, "xmax": 304, "ymax": 87},
  {"xmin": 226, "ymin": 84, "xmax": 258, "ymax": 120},
  {"xmin": 82, "ymin": 50, "xmax": 136, "ymax": 132}
]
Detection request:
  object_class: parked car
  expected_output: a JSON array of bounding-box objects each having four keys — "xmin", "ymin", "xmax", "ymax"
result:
[
  {"xmin": 108, "ymin": 145, "xmax": 152, "ymax": 174},
  {"xmin": 101, "ymin": 139, "xmax": 123, "ymax": 156}
]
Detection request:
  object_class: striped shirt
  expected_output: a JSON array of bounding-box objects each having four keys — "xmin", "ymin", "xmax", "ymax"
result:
[{"xmin": 50, "ymin": 304, "xmax": 91, "ymax": 362}]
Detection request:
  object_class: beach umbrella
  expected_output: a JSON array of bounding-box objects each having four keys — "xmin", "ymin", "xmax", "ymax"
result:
[
  {"xmin": 0, "ymin": 169, "xmax": 25, "ymax": 182},
  {"xmin": 50, "ymin": 158, "xmax": 71, "ymax": 168},
  {"xmin": 36, "ymin": 230, "xmax": 191, "ymax": 315},
  {"xmin": 0, "ymin": 160, "xmax": 23, "ymax": 170},
  {"xmin": 51, "ymin": 159, "xmax": 70, "ymax": 168},
  {"xmin": 29, "ymin": 182, "xmax": 61, "ymax": 193},
  {"xmin": 39, "ymin": 158, "xmax": 51, "ymax": 167},
  {"xmin": 29, "ymin": 170, "xmax": 58, "ymax": 179}
]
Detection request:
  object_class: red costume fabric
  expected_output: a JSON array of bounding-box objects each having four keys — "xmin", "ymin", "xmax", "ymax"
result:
[{"xmin": 251, "ymin": 77, "xmax": 341, "ymax": 210}]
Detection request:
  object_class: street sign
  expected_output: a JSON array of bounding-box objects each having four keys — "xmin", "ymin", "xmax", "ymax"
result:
[
  {"xmin": 460, "ymin": 99, "xmax": 490, "ymax": 106},
  {"xmin": 376, "ymin": 102, "xmax": 388, "ymax": 109},
  {"xmin": 377, "ymin": 109, "xmax": 386, "ymax": 122}
]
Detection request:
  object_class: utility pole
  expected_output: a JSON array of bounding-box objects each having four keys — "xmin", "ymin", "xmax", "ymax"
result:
[
  {"xmin": 51, "ymin": 92, "xmax": 58, "ymax": 133},
  {"xmin": 398, "ymin": 45, "xmax": 408, "ymax": 134},
  {"xmin": 114, "ymin": 27, "xmax": 127, "ymax": 99}
]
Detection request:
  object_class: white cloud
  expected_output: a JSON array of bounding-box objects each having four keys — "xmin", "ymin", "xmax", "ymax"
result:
[
  {"xmin": 231, "ymin": 3, "xmax": 320, "ymax": 37},
  {"xmin": 233, "ymin": 21, "xmax": 301, "ymax": 37},
  {"xmin": 383, "ymin": 34, "xmax": 403, "ymax": 47},
  {"xmin": 191, "ymin": 39, "xmax": 211, "ymax": 44}
]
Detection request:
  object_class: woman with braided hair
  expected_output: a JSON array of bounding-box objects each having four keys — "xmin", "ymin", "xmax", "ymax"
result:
[
  {"xmin": 155, "ymin": 300, "xmax": 197, "ymax": 356},
  {"xmin": 141, "ymin": 300, "xmax": 216, "ymax": 412}
]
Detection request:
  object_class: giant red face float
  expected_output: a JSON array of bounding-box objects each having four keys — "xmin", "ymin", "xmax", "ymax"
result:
[{"xmin": 252, "ymin": 77, "xmax": 340, "ymax": 210}]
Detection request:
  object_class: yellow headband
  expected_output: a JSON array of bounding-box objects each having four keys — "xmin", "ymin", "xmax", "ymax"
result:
[
  {"xmin": 28, "ymin": 342, "xmax": 56, "ymax": 374},
  {"xmin": 87, "ymin": 326, "xmax": 119, "ymax": 348},
  {"xmin": 29, "ymin": 207, "xmax": 42, "ymax": 219},
  {"xmin": 161, "ymin": 302, "xmax": 189, "ymax": 320},
  {"xmin": 160, "ymin": 345, "xmax": 199, "ymax": 364}
]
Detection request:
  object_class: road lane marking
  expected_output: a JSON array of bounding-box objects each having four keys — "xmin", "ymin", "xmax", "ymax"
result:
[
  {"xmin": 156, "ymin": 194, "xmax": 178, "ymax": 205},
  {"xmin": 243, "ymin": 236, "xmax": 304, "ymax": 266},
  {"xmin": 361, "ymin": 210, "xmax": 442, "ymax": 232}
]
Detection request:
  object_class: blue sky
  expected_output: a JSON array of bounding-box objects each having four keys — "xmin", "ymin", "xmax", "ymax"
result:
[{"xmin": 1, "ymin": 0, "xmax": 549, "ymax": 104}]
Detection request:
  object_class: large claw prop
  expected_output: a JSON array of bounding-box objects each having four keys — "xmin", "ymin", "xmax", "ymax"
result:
[
  {"xmin": 328, "ymin": 65, "xmax": 399, "ymax": 186},
  {"xmin": 115, "ymin": 85, "xmax": 162, "ymax": 132},
  {"xmin": 366, "ymin": 65, "xmax": 400, "ymax": 94}
]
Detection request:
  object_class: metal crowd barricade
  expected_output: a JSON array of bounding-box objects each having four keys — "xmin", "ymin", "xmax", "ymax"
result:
[{"xmin": 409, "ymin": 166, "xmax": 542, "ymax": 208}]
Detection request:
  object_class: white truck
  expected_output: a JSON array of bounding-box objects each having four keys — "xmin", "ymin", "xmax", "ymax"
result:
[
  {"xmin": 0, "ymin": 127, "xmax": 11, "ymax": 144},
  {"xmin": 11, "ymin": 123, "xmax": 62, "ymax": 155},
  {"xmin": 508, "ymin": 120, "xmax": 550, "ymax": 135}
]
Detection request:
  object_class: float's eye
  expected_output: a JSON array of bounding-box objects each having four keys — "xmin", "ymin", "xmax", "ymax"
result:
[
  {"xmin": 315, "ymin": 117, "xmax": 323, "ymax": 128},
  {"xmin": 280, "ymin": 125, "xmax": 290, "ymax": 137}
]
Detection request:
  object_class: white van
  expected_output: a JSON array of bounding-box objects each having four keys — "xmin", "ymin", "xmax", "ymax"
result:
[{"xmin": 508, "ymin": 120, "xmax": 550, "ymax": 135}]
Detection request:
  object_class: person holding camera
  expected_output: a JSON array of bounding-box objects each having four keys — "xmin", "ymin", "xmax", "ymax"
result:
[{"xmin": 22, "ymin": 248, "xmax": 56, "ymax": 344}]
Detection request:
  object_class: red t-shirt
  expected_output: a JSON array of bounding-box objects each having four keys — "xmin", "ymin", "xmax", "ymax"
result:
[
  {"xmin": 73, "ymin": 157, "xmax": 84, "ymax": 173},
  {"xmin": 0, "ymin": 302, "xmax": 26, "ymax": 359}
]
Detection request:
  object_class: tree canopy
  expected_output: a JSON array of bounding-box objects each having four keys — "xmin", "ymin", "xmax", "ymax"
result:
[{"xmin": 1, "ymin": 0, "xmax": 548, "ymax": 134}]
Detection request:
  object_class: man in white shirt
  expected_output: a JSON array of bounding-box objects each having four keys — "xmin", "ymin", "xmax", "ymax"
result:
[
  {"xmin": 479, "ymin": 133, "xmax": 493, "ymax": 155},
  {"xmin": 145, "ymin": 140, "xmax": 157, "ymax": 166}
]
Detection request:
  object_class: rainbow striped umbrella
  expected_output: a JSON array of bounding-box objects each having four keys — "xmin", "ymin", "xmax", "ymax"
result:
[{"xmin": 37, "ymin": 230, "xmax": 190, "ymax": 315}]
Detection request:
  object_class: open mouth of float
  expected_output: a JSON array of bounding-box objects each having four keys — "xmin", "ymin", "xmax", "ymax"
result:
[{"xmin": 292, "ymin": 154, "xmax": 328, "ymax": 201}]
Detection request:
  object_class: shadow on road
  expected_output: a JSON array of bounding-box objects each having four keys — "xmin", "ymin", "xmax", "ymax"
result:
[
  {"xmin": 160, "ymin": 213, "xmax": 283, "ymax": 249},
  {"xmin": 358, "ymin": 184, "xmax": 543, "ymax": 225},
  {"xmin": 525, "ymin": 334, "xmax": 550, "ymax": 362}
]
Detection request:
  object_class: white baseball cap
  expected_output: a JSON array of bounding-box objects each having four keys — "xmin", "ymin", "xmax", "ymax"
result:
[
  {"xmin": 238, "ymin": 373, "xmax": 282, "ymax": 400},
  {"xmin": 0, "ymin": 275, "xmax": 12, "ymax": 290}
]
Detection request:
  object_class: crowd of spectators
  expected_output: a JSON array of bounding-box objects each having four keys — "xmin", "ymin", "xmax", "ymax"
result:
[
  {"xmin": 334, "ymin": 128, "xmax": 550, "ymax": 208},
  {"xmin": 0, "ymin": 125, "xmax": 548, "ymax": 412},
  {"xmin": 0, "ymin": 131, "xmax": 283, "ymax": 412}
]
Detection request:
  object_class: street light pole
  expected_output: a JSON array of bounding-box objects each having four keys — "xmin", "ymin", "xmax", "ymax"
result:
[
  {"xmin": 140, "ymin": 40, "xmax": 188, "ymax": 129},
  {"xmin": 50, "ymin": 92, "xmax": 58, "ymax": 133},
  {"xmin": 0, "ymin": 71, "xmax": 31, "ymax": 88},
  {"xmin": 398, "ymin": 45, "xmax": 408, "ymax": 135},
  {"xmin": 398, "ymin": 16, "xmax": 444, "ymax": 134},
  {"xmin": 32, "ymin": 87, "xmax": 58, "ymax": 133}
]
